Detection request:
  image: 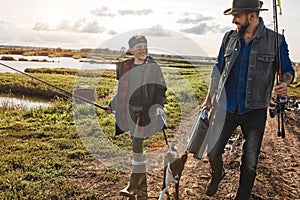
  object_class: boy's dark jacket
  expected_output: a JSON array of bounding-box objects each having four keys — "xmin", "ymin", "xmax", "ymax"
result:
[{"xmin": 110, "ymin": 56, "xmax": 167, "ymax": 135}]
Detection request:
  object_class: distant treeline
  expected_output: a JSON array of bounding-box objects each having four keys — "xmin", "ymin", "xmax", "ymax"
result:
[
  {"xmin": 0, "ymin": 46, "xmax": 124, "ymax": 60},
  {"xmin": 24, "ymin": 68, "xmax": 115, "ymax": 79},
  {"xmin": 0, "ymin": 56, "xmax": 50, "ymax": 62},
  {"xmin": 0, "ymin": 45, "xmax": 217, "ymax": 62}
]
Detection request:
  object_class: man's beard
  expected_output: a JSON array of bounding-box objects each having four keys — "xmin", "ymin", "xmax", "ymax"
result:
[
  {"xmin": 238, "ymin": 16, "xmax": 250, "ymax": 34},
  {"xmin": 238, "ymin": 20, "xmax": 250, "ymax": 34}
]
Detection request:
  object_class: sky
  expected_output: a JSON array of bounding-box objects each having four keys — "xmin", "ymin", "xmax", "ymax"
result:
[{"xmin": 0, "ymin": 0, "xmax": 300, "ymax": 62}]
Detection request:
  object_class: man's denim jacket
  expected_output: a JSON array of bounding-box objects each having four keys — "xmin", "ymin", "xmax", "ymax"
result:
[{"xmin": 213, "ymin": 18, "xmax": 282, "ymax": 109}]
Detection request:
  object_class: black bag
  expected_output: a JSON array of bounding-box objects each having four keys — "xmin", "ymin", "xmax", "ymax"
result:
[{"xmin": 186, "ymin": 107, "xmax": 209, "ymax": 159}]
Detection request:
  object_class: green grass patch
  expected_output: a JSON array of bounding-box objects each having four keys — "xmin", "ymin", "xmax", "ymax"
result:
[
  {"xmin": 0, "ymin": 66, "xmax": 211, "ymax": 198},
  {"xmin": 1, "ymin": 64, "xmax": 298, "ymax": 198}
]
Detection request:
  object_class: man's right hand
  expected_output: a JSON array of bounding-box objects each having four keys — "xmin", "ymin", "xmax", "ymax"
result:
[{"xmin": 200, "ymin": 94, "xmax": 212, "ymax": 111}]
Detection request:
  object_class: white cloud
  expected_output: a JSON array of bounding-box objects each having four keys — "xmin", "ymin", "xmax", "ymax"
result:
[
  {"xmin": 80, "ymin": 21, "xmax": 105, "ymax": 33},
  {"xmin": 177, "ymin": 14, "xmax": 214, "ymax": 25},
  {"xmin": 56, "ymin": 20, "xmax": 72, "ymax": 31},
  {"xmin": 118, "ymin": 9, "xmax": 153, "ymax": 16},
  {"xmin": 141, "ymin": 25, "xmax": 172, "ymax": 37},
  {"xmin": 181, "ymin": 23, "xmax": 231, "ymax": 35},
  {"xmin": 1, "ymin": 0, "xmax": 300, "ymax": 61},
  {"xmin": 91, "ymin": 7, "xmax": 116, "ymax": 17},
  {"xmin": 99, "ymin": 27, "xmax": 208, "ymax": 56},
  {"xmin": 108, "ymin": 30, "xmax": 118, "ymax": 35},
  {"xmin": 0, "ymin": 20, "xmax": 12, "ymax": 25},
  {"xmin": 33, "ymin": 19, "xmax": 105, "ymax": 34},
  {"xmin": 33, "ymin": 22, "xmax": 51, "ymax": 31}
]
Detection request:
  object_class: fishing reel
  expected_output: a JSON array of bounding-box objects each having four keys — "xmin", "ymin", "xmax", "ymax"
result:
[
  {"xmin": 269, "ymin": 96, "xmax": 288, "ymax": 118},
  {"xmin": 269, "ymin": 96, "xmax": 289, "ymax": 138}
]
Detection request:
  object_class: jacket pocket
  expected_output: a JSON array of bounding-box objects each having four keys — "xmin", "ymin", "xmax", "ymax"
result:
[
  {"xmin": 256, "ymin": 54, "xmax": 276, "ymax": 76},
  {"xmin": 253, "ymin": 54, "xmax": 277, "ymax": 105},
  {"xmin": 257, "ymin": 54, "xmax": 275, "ymax": 63}
]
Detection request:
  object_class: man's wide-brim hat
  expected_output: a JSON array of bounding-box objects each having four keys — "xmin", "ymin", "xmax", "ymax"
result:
[{"xmin": 224, "ymin": 0, "xmax": 268, "ymax": 15}]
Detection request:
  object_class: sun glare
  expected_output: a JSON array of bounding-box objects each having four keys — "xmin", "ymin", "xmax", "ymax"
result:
[
  {"xmin": 44, "ymin": 8, "xmax": 66, "ymax": 24},
  {"xmin": 37, "ymin": 1, "xmax": 73, "ymax": 25}
]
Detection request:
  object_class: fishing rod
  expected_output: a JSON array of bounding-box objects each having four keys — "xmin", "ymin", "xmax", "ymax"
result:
[
  {"xmin": 271, "ymin": 0, "xmax": 287, "ymax": 138},
  {"xmin": 0, "ymin": 62, "xmax": 108, "ymax": 110}
]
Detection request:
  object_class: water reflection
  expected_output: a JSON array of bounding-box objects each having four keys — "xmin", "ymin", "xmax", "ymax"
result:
[
  {"xmin": 0, "ymin": 54, "xmax": 116, "ymax": 73},
  {"xmin": 0, "ymin": 96, "xmax": 51, "ymax": 109}
]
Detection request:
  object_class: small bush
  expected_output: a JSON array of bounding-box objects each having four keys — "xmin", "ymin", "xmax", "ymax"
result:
[{"xmin": 1, "ymin": 56, "xmax": 15, "ymax": 61}]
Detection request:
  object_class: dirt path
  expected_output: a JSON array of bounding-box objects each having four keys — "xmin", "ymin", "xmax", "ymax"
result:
[{"xmin": 75, "ymin": 109, "xmax": 300, "ymax": 200}]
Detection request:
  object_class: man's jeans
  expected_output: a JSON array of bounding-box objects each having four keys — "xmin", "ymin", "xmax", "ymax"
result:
[{"xmin": 207, "ymin": 107, "xmax": 267, "ymax": 199}]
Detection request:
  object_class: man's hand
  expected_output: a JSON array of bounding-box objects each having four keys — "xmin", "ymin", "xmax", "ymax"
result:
[
  {"xmin": 274, "ymin": 72, "xmax": 294, "ymax": 96},
  {"xmin": 200, "ymin": 93, "xmax": 212, "ymax": 111},
  {"xmin": 273, "ymin": 82, "xmax": 288, "ymax": 96}
]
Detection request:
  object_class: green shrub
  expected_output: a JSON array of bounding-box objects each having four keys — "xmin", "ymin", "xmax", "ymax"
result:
[{"xmin": 1, "ymin": 56, "xmax": 15, "ymax": 61}]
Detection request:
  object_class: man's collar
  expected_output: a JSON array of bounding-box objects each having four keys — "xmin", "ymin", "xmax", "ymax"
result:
[{"xmin": 253, "ymin": 17, "xmax": 265, "ymax": 40}]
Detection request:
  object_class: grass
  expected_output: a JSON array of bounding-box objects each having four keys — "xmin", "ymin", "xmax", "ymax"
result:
[
  {"xmin": 0, "ymin": 66, "xmax": 209, "ymax": 198},
  {"xmin": 0, "ymin": 102, "xmax": 94, "ymax": 199},
  {"xmin": 289, "ymin": 65, "xmax": 300, "ymax": 97},
  {"xmin": 0, "ymin": 64, "xmax": 298, "ymax": 198}
]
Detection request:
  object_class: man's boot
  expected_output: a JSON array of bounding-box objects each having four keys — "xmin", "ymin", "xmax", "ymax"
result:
[
  {"xmin": 206, "ymin": 156, "xmax": 225, "ymax": 196},
  {"xmin": 206, "ymin": 167, "xmax": 225, "ymax": 196},
  {"xmin": 120, "ymin": 153, "xmax": 147, "ymax": 199}
]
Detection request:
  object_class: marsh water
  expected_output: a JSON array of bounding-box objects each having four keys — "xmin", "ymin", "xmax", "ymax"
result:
[
  {"xmin": 0, "ymin": 54, "xmax": 116, "ymax": 108},
  {"xmin": 0, "ymin": 54, "xmax": 116, "ymax": 73},
  {"xmin": 0, "ymin": 54, "xmax": 177, "ymax": 108},
  {"xmin": 0, "ymin": 95, "xmax": 51, "ymax": 109}
]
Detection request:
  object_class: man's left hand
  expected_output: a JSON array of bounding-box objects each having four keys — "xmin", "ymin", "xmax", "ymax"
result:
[{"xmin": 273, "ymin": 82, "xmax": 288, "ymax": 96}]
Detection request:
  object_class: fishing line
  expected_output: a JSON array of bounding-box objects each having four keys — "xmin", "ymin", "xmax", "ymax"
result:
[{"xmin": 0, "ymin": 62, "xmax": 107, "ymax": 110}]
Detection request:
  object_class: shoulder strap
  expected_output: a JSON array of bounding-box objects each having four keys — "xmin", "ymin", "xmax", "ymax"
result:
[
  {"xmin": 116, "ymin": 59, "xmax": 133, "ymax": 80},
  {"xmin": 116, "ymin": 61, "xmax": 124, "ymax": 80}
]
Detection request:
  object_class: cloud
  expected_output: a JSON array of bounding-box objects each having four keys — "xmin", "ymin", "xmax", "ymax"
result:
[
  {"xmin": 0, "ymin": 20, "xmax": 12, "ymax": 25},
  {"xmin": 0, "ymin": 23, "xmax": 40, "ymax": 46},
  {"xmin": 33, "ymin": 19, "xmax": 105, "ymax": 34},
  {"xmin": 108, "ymin": 30, "xmax": 118, "ymax": 35},
  {"xmin": 181, "ymin": 23, "xmax": 209, "ymax": 35},
  {"xmin": 99, "ymin": 27, "xmax": 208, "ymax": 56},
  {"xmin": 80, "ymin": 21, "xmax": 104, "ymax": 33},
  {"xmin": 56, "ymin": 20, "xmax": 72, "ymax": 30},
  {"xmin": 91, "ymin": 7, "xmax": 153, "ymax": 17},
  {"xmin": 0, "ymin": 22, "xmax": 103, "ymax": 49},
  {"xmin": 33, "ymin": 22, "xmax": 51, "ymax": 31},
  {"xmin": 177, "ymin": 14, "xmax": 214, "ymax": 24},
  {"xmin": 118, "ymin": 9, "xmax": 153, "ymax": 16},
  {"xmin": 178, "ymin": 12, "xmax": 231, "ymax": 35},
  {"xmin": 181, "ymin": 23, "xmax": 231, "ymax": 35},
  {"xmin": 91, "ymin": 7, "xmax": 115, "ymax": 17},
  {"xmin": 141, "ymin": 25, "xmax": 172, "ymax": 37}
]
